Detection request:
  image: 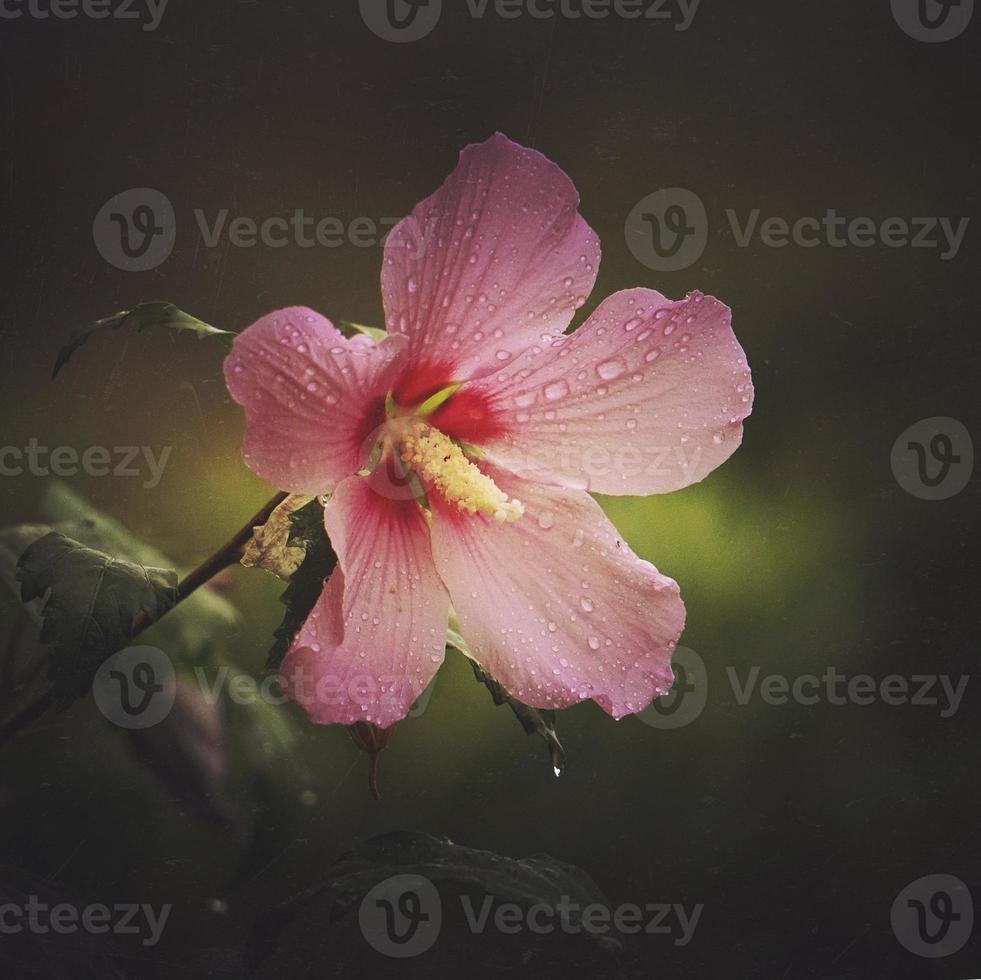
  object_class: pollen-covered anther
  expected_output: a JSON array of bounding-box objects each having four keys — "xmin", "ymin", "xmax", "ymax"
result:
[{"xmin": 399, "ymin": 421, "xmax": 524, "ymax": 524}]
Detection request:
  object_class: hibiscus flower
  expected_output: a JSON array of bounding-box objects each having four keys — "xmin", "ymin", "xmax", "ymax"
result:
[{"xmin": 224, "ymin": 133, "xmax": 753, "ymax": 729}]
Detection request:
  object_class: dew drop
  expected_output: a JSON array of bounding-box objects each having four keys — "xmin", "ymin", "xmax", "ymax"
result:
[{"xmin": 597, "ymin": 359, "xmax": 625, "ymax": 381}]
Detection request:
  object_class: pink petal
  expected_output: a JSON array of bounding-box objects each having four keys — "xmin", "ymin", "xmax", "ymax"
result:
[
  {"xmin": 224, "ymin": 307, "xmax": 407, "ymax": 494},
  {"xmin": 429, "ymin": 465, "xmax": 685, "ymax": 719},
  {"xmin": 280, "ymin": 473, "xmax": 450, "ymax": 728},
  {"xmin": 382, "ymin": 133, "xmax": 600, "ymax": 383},
  {"xmin": 478, "ymin": 289, "xmax": 754, "ymax": 494}
]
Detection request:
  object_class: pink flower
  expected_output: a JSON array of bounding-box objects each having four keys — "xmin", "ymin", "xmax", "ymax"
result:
[{"xmin": 224, "ymin": 133, "xmax": 753, "ymax": 729}]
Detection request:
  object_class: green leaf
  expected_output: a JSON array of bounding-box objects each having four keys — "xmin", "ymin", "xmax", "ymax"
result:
[
  {"xmin": 338, "ymin": 320, "xmax": 387, "ymax": 343},
  {"xmin": 35, "ymin": 482, "xmax": 238, "ymax": 660},
  {"xmin": 267, "ymin": 498, "xmax": 338, "ymax": 669},
  {"xmin": 251, "ymin": 831, "xmax": 621, "ymax": 974},
  {"xmin": 52, "ymin": 302, "xmax": 234, "ymax": 378},
  {"xmin": 447, "ymin": 624, "xmax": 566, "ymax": 775},
  {"xmin": 16, "ymin": 532, "xmax": 178, "ymax": 708}
]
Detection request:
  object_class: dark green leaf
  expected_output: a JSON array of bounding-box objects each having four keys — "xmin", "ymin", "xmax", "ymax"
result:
[
  {"xmin": 16, "ymin": 532, "xmax": 178, "ymax": 708},
  {"xmin": 52, "ymin": 302, "xmax": 234, "ymax": 378},
  {"xmin": 267, "ymin": 498, "xmax": 337, "ymax": 669},
  {"xmin": 35, "ymin": 481, "xmax": 238, "ymax": 659},
  {"xmin": 251, "ymin": 831, "xmax": 621, "ymax": 975},
  {"xmin": 447, "ymin": 626, "xmax": 566, "ymax": 775}
]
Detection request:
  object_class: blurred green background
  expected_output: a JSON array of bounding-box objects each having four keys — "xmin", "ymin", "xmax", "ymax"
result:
[{"xmin": 0, "ymin": 2, "xmax": 978, "ymax": 977}]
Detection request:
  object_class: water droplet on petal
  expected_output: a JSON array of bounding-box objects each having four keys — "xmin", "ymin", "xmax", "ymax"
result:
[{"xmin": 597, "ymin": 359, "xmax": 625, "ymax": 381}]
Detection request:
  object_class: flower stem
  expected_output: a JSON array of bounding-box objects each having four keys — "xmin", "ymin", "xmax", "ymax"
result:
[
  {"xmin": 0, "ymin": 490, "xmax": 289, "ymax": 751},
  {"xmin": 131, "ymin": 491, "xmax": 289, "ymax": 634}
]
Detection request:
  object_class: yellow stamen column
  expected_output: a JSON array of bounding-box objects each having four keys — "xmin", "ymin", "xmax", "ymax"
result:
[{"xmin": 400, "ymin": 422, "xmax": 524, "ymax": 524}]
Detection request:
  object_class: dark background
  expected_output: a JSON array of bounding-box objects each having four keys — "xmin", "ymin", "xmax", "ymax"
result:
[{"xmin": 1, "ymin": 1, "xmax": 979, "ymax": 977}]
